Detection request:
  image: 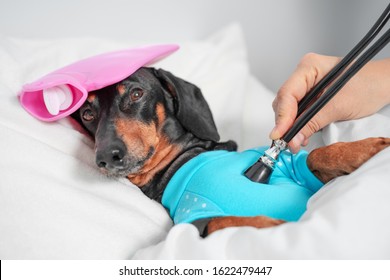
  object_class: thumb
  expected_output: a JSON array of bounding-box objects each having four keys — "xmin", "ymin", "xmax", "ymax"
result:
[{"xmin": 270, "ymin": 90, "xmax": 299, "ymax": 140}]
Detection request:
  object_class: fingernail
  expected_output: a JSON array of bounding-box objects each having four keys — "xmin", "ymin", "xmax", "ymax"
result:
[{"xmin": 269, "ymin": 127, "xmax": 279, "ymax": 139}]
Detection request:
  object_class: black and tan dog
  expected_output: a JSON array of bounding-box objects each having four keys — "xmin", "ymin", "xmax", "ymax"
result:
[{"xmin": 73, "ymin": 67, "xmax": 390, "ymax": 235}]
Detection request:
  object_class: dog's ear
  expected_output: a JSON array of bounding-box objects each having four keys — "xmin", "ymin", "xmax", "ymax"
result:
[{"xmin": 153, "ymin": 68, "xmax": 220, "ymax": 142}]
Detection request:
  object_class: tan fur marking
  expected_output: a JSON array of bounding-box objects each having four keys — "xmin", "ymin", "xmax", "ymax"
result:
[
  {"xmin": 156, "ymin": 103, "xmax": 166, "ymax": 126},
  {"xmin": 128, "ymin": 136, "xmax": 181, "ymax": 186},
  {"xmin": 115, "ymin": 118, "xmax": 181, "ymax": 187},
  {"xmin": 87, "ymin": 93, "xmax": 96, "ymax": 102},
  {"xmin": 115, "ymin": 119, "xmax": 158, "ymax": 159},
  {"xmin": 116, "ymin": 84, "xmax": 126, "ymax": 95}
]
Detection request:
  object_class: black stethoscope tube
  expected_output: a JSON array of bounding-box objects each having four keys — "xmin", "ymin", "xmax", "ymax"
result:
[
  {"xmin": 283, "ymin": 2, "xmax": 390, "ymax": 143},
  {"xmin": 295, "ymin": 2, "xmax": 390, "ymax": 119},
  {"xmin": 284, "ymin": 27, "xmax": 390, "ymax": 143},
  {"xmin": 245, "ymin": 2, "xmax": 390, "ymax": 184}
]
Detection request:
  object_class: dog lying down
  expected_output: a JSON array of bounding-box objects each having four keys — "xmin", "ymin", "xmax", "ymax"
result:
[{"xmin": 72, "ymin": 67, "xmax": 390, "ymax": 236}]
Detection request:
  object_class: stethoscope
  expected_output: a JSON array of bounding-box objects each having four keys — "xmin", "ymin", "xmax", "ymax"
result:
[{"xmin": 245, "ymin": 2, "xmax": 390, "ymax": 184}]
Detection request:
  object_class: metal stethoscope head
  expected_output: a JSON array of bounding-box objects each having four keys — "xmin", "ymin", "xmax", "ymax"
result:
[{"xmin": 244, "ymin": 139, "xmax": 287, "ymax": 183}]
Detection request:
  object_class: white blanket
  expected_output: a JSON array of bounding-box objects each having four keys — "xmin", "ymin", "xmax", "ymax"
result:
[{"xmin": 1, "ymin": 24, "xmax": 390, "ymax": 259}]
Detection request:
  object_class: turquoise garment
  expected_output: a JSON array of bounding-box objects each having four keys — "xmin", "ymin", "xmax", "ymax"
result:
[{"xmin": 162, "ymin": 147, "xmax": 324, "ymax": 224}]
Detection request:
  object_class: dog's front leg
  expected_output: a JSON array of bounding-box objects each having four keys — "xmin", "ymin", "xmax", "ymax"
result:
[
  {"xmin": 205, "ymin": 216, "xmax": 285, "ymax": 235},
  {"xmin": 307, "ymin": 137, "xmax": 390, "ymax": 183}
]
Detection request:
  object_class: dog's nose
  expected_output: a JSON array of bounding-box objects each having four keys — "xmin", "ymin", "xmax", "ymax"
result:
[{"xmin": 96, "ymin": 146, "xmax": 126, "ymax": 169}]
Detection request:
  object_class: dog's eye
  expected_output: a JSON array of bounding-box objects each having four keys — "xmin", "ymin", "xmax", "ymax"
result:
[
  {"xmin": 82, "ymin": 109, "xmax": 95, "ymax": 122},
  {"xmin": 130, "ymin": 89, "xmax": 144, "ymax": 102}
]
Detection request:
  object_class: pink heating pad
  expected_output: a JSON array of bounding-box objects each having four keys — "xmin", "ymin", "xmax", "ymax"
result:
[{"xmin": 19, "ymin": 44, "xmax": 179, "ymax": 121}]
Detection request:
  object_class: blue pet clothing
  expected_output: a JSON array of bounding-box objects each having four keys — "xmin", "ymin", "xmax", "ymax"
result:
[{"xmin": 162, "ymin": 147, "xmax": 324, "ymax": 224}]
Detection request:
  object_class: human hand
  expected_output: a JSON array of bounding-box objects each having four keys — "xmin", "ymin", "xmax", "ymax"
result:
[{"xmin": 270, "ymin": 53, "xmax": 390, "ymax": 153}]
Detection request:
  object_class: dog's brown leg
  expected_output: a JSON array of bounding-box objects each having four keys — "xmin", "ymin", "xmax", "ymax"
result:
[
  {"xmin": 206, "ymin": 216, "xmax": 285, "ymax": 235},
  {"xmin": 307, "ymin": 137, "xmax": 390, "ymax": 183}
]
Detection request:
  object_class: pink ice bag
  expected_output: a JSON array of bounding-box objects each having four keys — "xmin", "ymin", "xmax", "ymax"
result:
[{"xmin": 19, "ymin": 44, "xmax": 179, "ymax": 121}]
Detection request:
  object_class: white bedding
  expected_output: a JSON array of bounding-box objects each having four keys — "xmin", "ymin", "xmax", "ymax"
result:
[{"xmin": 1, "ymin": 24, "xmax": 390, "ymax": 260}]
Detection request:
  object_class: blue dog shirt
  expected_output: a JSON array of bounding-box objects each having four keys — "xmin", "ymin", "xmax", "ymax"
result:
[{"xmin": 162, "ymin": 147, "xmax": 324, "ymax": 225}]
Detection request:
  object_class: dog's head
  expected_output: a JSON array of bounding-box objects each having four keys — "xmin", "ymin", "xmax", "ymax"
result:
[{"xmin": 73, "ymin": 67, "xmax": 220, "ymax": 185}]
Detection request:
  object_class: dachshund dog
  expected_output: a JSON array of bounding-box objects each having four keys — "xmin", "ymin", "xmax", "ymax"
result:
[{"xmin": 73, "ymin": 67, "xmax": 390, "ymax": 236}]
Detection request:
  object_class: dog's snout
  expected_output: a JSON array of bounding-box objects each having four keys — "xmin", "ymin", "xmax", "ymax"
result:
[{"xmin": 96, "ymin": 145, "xmax": 126, "ymax": 170}]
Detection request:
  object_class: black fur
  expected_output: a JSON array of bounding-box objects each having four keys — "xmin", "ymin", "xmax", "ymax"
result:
[{"xmin": 72, "ymin": 67, "xmax": 237, "ymax": 201}]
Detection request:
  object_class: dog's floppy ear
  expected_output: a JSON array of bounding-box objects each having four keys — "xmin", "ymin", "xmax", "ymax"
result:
[{"xmin": 154, "ymin": 68, "xmax": 220, "ymax": 142}]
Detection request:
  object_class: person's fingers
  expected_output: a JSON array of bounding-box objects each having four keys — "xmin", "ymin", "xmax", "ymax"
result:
[
  {"xmin": 289, "ymin": 132, "xmax": 305, "ymax": 153},
  {"xmin": 271, "ymin": 53, "xmax": 342, "ymax": 152},
  {"xmin": 288, "ymin": 104, "xmax": 336, "ymax": 152},
  {"xmin": 270, "ymin": 94, "xmax": 297, "ymax": 140},
  {"xmin": 270, "ymin": 54, "xmax": 323, "ymax": 140}
]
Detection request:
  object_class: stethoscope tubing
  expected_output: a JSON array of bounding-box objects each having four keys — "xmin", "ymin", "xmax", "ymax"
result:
[{"xmin": 283, "ymin": 2, "xmax": 390, "ymax": 143}]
